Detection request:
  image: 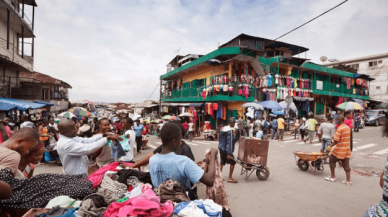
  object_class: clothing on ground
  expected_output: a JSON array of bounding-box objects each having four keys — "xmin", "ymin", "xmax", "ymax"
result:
[
  {"xmin": 149, "ymin": 152, "xmax": 204, "ymax": 189},
  {"xmin": 116, "ymin": 169, "xmax": 153, "ymax": 187},
  {"xmin": 154, "ymin": 179, "xmax": 190, "ymax": 203},
  {"xmin": 100, "ymin": 173, "xmax": 128, "ymax": 196},
  {"xmin": 78, "ymin": 193, "xmax": 107, "ymax": 217},
  {"xmin": 45, "ymin": 196, "xmax": 81, "ymax": 209},
  {"xmin": 0, "ymin": 168, "xmax": 94, "ymax": 209}
]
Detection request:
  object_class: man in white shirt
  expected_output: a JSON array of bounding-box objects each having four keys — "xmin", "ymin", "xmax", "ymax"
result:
[
  {"xmin": 20, "ymin": 115, "xmax": 34, "ymax": 129},
  {"xmin": 57, "ymin": 119, "xmax": 121, "ymax": 175},
  {"xmin": 318, "ymin": 116, "xmax": 335, "ymax": 153},
  {"xmin": 188, "ymin": 122, "xmax": 194, "ymax": 141}
]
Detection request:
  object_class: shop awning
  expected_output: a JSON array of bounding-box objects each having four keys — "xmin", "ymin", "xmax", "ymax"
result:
[
  {"xmin": 34, "ymin": 100, "xmax": 55, "ymax": 106},
  {"xmin": 169, "ymin": 103, "xmax": 191, "ymax": 106},
  {"xmin": 188, "ymin": 103, "xmax": 204, "ymax": 107},
  {"xmin": 0, "ymin": 98, "xmax": 46, "ymax": 111}
]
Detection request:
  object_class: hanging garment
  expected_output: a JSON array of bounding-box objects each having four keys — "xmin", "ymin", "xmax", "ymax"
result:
[
  {"xmin": 275, "ymin": 74, "xmax": 279, "ymax": 84},
  {"xmin": 202, "ymin": 89, "xmax": 206, "ymax": 100},
  {"xmin": 0, "ymin": 168, "xmax": 95, "ymax": 210},
  {"xmin": 238, "ymin": 85, "xmax": 243, "ymax": 95},
  {"xmin": 213, "ymin": 103, "xmax": 218, "ymax": 111},
  {"xmin": 286, "ymin": 77, "xmax": 290, "ymax": 87},
  {"xmin": 244, "ymin": 85, "xmax": 250, "ymax": 99},
  {"xmin": 277, "ymin": 86, "xmax": 280, "ymax": 100},
  {"xmin": 267, "ymin": 74, "xmax": 273, "ymax": 87}
]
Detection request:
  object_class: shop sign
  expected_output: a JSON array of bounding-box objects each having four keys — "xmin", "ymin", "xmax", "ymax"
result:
[{"xmin": 316, "ymin": 81, "xmax": 323, "ymax": 90}]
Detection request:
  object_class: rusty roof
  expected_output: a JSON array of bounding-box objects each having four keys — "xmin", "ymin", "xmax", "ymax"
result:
[{"xmin": 20, "ymin": 71, "xmax": 72, "ymax": 88}]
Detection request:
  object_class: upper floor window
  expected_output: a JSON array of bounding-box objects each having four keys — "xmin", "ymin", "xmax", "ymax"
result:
[
  {"xmin": 376, "ymin": 86, "xmax": 380, "ymax": 90},
  {"xmin": 369, "ymin": 61, "xmax": 377, "ymax": 67},
  {"xmin": 349, "ymin": 64, "xmax": 359, "ymax": 69}
]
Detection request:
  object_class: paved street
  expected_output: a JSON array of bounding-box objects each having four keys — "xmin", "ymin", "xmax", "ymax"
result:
[{"xmin": 36, "ymin": 125, "xmax": 387, "ymax": 217}]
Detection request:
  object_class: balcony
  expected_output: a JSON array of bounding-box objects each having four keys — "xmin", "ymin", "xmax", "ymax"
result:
[
  {"xmin": 312, "ymin": 80, "xmax": 370, "ymax": 100},
  {"xmin": 0, "ymin": 38, "xmax": 33, "ymax": 72},
  {"xmin": 162, "ymin": 82, "xmax": 255, "ymax": 102}
]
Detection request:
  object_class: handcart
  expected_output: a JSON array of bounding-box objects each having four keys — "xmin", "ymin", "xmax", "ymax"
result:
[
  {"xmin": 293, "ymin": 151, "xmax": 328, "ymax": 172},
  {"xmin": 234, "ymin": 137, "xmax": 270, "ymax": 181},
  {"xmin": 141, "ymin": 135, "xmax": 149, "ymax": 150}
]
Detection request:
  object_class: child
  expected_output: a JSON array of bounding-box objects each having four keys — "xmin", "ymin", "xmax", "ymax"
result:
[{"xmin": 149, "ymin": 123, "xmax": 217, "ymax": 188}]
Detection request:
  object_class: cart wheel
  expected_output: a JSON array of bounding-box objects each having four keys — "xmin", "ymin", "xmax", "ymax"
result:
[
  {"xmin": 297, "ymin": 159, "xmax": 309, "ymax": 171},
  {"xmin": 256, "ymin": 166, "xmax": 270, "ymax": 180}
]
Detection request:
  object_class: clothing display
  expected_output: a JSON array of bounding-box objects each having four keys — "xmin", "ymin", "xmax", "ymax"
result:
[
  {"xmin": 78, "ymin": 193, "xmax": 107, "ymax": 217},
  {"xmin": 203, "ymin": 150, "xmax": 229, "ymax": 210},
  {"xmin": 116, "ymin": 169, "xmax": 153, "ymax": 187},
  {"xmin": 100, "ymin": 173, "xmax": 128, "ymax": 197},
  {"xmin": 154, "ymin": 179, "xmax": 190, "ymax": 203},
  {"xmin": 88, "ymin": 162, "xmax": 133, "ymax": 189},
  {"xmin": 174, "ymin": 200, "xmax": 223, "ymax": 217},
  {"xmin": 45, "ymin": 196, "xmax": 81, "ymax": 209},
  {"xmin": 0, "ymin": 168, "xmax": 94, "ymax": 209}
]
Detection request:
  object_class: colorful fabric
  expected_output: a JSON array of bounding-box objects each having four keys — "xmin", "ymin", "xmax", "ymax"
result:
[
  {"xmin": 367, "ymin": 156, "xmax": 388, "ymax": 216},
  {"xmin": 332, "ymin": 124, "xmax": 351, "ymax": 159},
  {"xmin": 307, "ymin": 118, "xmax": 318, "ymax": 131}
]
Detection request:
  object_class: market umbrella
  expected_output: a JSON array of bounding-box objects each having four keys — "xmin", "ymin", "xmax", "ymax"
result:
[
  {"xmin": 58, "ymin": 111, "xmax": 76, "ymax": 119},
  {"xmin": 162, "ymin": 115, "xmax": 171, "ymax": 120},
  {"xmin": 179, "ymin": 112, "xmax": 193, "ymax": 117},
  {"xmin": 241, "ymin": 102, "xmax": 264, "ymax": 110},
  {"xmin": 336, "ymin": 102, "xmax": 364, "ymax": 110},
  {"xmin": 69, "ymin": 107, "xmax": 91, "ymax": 117},
  {"xmin": 273, "ymin": 111, "xmax": 285, "ymax": 116},
  {"xmin": 279, "ymin": 101, "xmax": 298, "ymax": 112},
  {"xmin": 257, "ymin": 100, "xmax": 283, "ymax": 111},
  {"xmin": 170, "ymin": 116, "xmax": 181, "ymax": 121}
]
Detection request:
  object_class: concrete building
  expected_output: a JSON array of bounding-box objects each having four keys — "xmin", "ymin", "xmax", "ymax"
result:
[
  {"xmin": 0, "ymin": 0, "xmax": 37, "ymax": 97},
  {"xmin": 325, "ymin": 53, "xmax": 388, "ymax": 102},
  {"xmin": 11, "ymin": 71, "xmax": 72, "ymax": 113}
]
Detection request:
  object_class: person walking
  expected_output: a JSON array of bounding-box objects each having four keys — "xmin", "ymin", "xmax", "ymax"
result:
[
  {"xmin": 254, "ymin": 117, "xmax": 262, "ymax": 136},
  {"xmin": 271, "ymin": 118, "xmax": 278, "ymax": 140},
  {"xmin": 277, "ymin": 115, "xmax": 285, "ymax": 141},
  {"xmin": 219, "ymin": 117, "xmax": 238, "ymax": 183},
  {"xmin": 188, "ymin": 120, "xmax": 194, "ymax": 141},
  {"xmin": 300, "ymin": 117, "xmax": 307, "ymax": 141},
  {"xmin": 294, "ymin": 116, "xmax": 300, "ymax": 140},
  {"xmin": 354, "ymin": 113, "xmax": 361, "ymax": 133},
  {"xmin": 344, "ymin": 111, "xmax": 354, "ymax": 151},
  {"xmin": 304, "ymin": 115, "xmax": 318, "ymax": 144},
  {"xmin": 237, "ymin": 115, "xmax": 245, "ymax": 138},
  {"xmin": 133, "ymin": 119, "xmax": 144, "ymax": 155},
  {"xmin": 325, "ymin": 115, "xmax": 352, "ymax": 186},
  {"xmin": 318, "ymin": 116, "xmax": 335, "ymax": 154},
  {"xmin": 262, "ymin": 117, "xmax": 269, "ymax": 140}
]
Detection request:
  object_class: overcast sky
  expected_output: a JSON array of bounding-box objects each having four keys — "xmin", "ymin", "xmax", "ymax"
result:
[{"xmin": 33, "ymin": 0, "xmax": 388, "ymax": 103}]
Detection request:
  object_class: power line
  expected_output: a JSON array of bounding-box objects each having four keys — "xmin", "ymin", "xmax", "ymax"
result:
[
  {"xmin": 72, "ymin": 84, "xmax": 158, "ymax": 91},
  {"xmin": 147, "ymin": 83, "xmax": 160, "ymax": 100},
  {"xmin": 274, "ymin": 0, "xmax": 348, "ymax": 41}
]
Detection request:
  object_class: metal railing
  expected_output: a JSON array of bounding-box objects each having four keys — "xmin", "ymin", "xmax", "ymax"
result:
[
  {"xmin": 17, "ymin": 8, "xmax": 33, "ymax": 29},
  {"xmin": 0, "ymin": 37, "xmax": 33, "ymax": 65}
]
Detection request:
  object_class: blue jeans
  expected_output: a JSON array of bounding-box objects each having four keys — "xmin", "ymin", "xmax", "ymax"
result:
[
  {"xmin": 321, "ymin": 138, "xmax": 332, "ymax": 151},
  {"xmin": 354, "ymin": 121, "xmax": 360, "ymax": 132},
  {"xmin": 271, "ymin": 128, "xmax": 277, "ymax": 139}
]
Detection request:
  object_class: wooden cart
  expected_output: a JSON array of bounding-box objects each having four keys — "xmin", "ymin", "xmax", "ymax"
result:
[{"xmin": 293, "ymin": 151, "xmax": 327, "ymax": 172}]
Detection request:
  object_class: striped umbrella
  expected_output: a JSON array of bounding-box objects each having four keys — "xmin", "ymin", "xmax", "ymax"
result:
[
  {"xmin": 162, "ymin": 115, "xmax": 171, "ymax": 120},
  {"xmin": 58, "ymin": 111, "xmax": 76, "ymax": 119},
  {"xmin": 170, "ymin": 116, "xmax": 180, "ymax": 121},
  {"xmin": 336, "ymin": 102, "xmax": 364, "ymax": 110},
  {"xmin": 69, "ymin": 107, "xmax": 91, "ymax": 117}
]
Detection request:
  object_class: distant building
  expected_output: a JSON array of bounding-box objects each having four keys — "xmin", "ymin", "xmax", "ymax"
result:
[
  {"xmin": 325, "ymin": 53, "xmax": 388, "ymax": 102},
  {"xmin": 0, "ymin": 0, "xmax": 37, "ymax": 97},
  {"xmin": 11, "ymin": 71, "xmax": 72, "ymax": 113}
]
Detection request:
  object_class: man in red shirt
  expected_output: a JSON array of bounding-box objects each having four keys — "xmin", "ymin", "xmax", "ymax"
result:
[{"xmin": 182, "ymin": 121, "xmax": 189, "ymax": 139}]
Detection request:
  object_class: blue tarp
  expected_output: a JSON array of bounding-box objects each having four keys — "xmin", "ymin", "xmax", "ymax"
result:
[
  {"xmin": 0, "ymin": 98, "xmax": 46, "ymax": 111},
  {"xmin": 34, "ymin": 100, "xmax": 55, "ymax": 106}
]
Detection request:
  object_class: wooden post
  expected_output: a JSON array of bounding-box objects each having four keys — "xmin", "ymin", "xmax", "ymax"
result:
[{"xmin": 21, "ymin": 25, "xmax": 24, "ymax": 58}]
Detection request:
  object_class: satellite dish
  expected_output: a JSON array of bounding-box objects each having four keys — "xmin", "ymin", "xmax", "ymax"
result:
[
  {"xmin": 328, "ymin": 59, "xmax": 339, "ymax": 62},
  {"xmin": 320, "ymin": 56, "xmax": 328, "ymax": 63}
]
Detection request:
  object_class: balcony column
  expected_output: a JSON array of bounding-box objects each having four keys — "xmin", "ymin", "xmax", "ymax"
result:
[
  {"xmin": 22, "ymin": 0, "xmax": 25, "ymax": 18},
  {"xmin": 21, "ymin": 25, "xmax": 24, "ymax": 58},
  {"xmin": 32, "ymin": 6, "xmax": 35, "ymax": 57}
]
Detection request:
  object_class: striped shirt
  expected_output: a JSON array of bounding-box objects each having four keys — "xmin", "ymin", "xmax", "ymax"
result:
[{"xmin": 331, "ymin": 124, "xmax": 351, "ymax": 159}]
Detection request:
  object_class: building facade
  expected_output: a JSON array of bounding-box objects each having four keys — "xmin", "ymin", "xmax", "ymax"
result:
[
  {"xmin": 0, "ymin": 0, "xmax": 37, "ymax": 97},
  {"xmin": 325, "ymin": 53, "xmax": 388, "ymax": 102},
  {"xmin": 160, "ymin": 34, "xmax": 372, "ymax": 128},
  {"xmin": 11, "ymin": 71, "xmax": 72, "ymax": 113}
]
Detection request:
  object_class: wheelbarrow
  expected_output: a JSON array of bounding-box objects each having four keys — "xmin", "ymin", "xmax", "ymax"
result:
[
  {"xmin": 236, "ymin": 137, "xmax": 270, "ymax": 181},
  {"xmin": 293, "ymin": 151, "xmax": 328, "ymax": 172}
]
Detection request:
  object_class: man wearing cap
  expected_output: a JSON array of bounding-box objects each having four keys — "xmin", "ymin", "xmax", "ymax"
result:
[
  {"xmin": 318, "ymin": 116, "xmax": 335, "ymax": 154},
  {"xmin": 133, "ymin": 119, "xmax": 144, "ymax": 155},
  {"xmin": 218, "ymin": 117, "xmax": 238, "ymax": 183}
]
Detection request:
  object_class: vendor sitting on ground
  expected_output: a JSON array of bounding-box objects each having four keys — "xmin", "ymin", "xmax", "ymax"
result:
[
  {"xmin": 57, "ymin": 119, "xmax": 122, "ymax": 175},
  {"xmin": 16, "ymin": 142, "xmax": 45, "ymax": 179},
  {"xmin": 0, "ymin": 128, "xmax": 40, "ymax": 177},
  {"xmin": 149, "ymin": 122, "xmax": 217, "ymax": 188}
]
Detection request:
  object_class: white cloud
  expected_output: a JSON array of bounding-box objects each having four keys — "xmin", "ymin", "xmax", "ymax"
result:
[{"xmin": 33, "ymin": 0, "xmax": 388, "ymax": 103}]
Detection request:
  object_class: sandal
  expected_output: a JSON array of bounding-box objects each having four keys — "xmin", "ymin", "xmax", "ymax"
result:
[
  {"xmin": 227, "ymin": 179, "xmax": 238, "ymax": 183},
  {"xmin": 325, "ymin": 177, "xmax": 336, "ymax": 182},
  {"xmin": 342, "ymin": 181, "xmax": 352, "ymax": 186}
]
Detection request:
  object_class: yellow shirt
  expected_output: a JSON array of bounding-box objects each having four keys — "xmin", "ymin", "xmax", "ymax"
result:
[{"xmin": 277, "ymin": 118, "xmax": 285, "ymax": 129}]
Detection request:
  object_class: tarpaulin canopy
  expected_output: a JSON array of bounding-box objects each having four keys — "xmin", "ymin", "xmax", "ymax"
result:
[
  {"xmin": 34, "ymin": 100, "xmax": 55, "ymax": 106},
  {"xmin": 256, "ymin": 100, "xmax": 283, "ymax": 111},
  {"xmin": 0, "ymin": 98, "xmax": 45, "ymax": 111}
]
